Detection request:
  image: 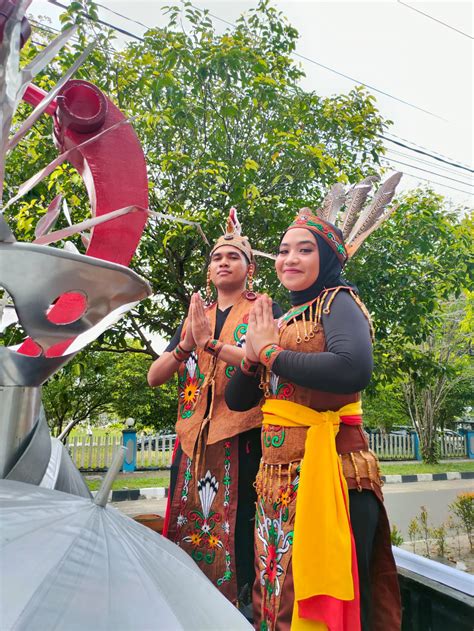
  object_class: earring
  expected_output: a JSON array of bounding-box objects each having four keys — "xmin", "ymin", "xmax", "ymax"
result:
[
  {"xmin": 247, "ymin": 264, "xmax": 254, "ymax": 292},
  {"xmin": 245, "ymin": 264, "xmax": 257, "ymax": 300},
  {"xmin": 205, "ymin": 266, "xmax": 213, "ymax": 304}
]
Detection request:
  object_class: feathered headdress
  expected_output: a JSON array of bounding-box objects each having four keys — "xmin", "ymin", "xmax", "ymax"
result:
[
  {"xmin": 210, "ymin": 207, "xmax": 254, "ymax": 263},
  {"xmin": 287, "ymin": 172, "xmax": 402, "ymax": 264}
]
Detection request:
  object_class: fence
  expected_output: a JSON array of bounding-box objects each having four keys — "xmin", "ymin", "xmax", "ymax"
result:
[
  {"xmin": 439, "ymin": 434, "xmax": 466, "ymax": 459},
  {"xmin": 367, "ymin": 433, "xmax": 414, "ymax": 460},
  {"xmin": 66, "ymin": 433, "xmax": 176, "ymax": 470},
  {"xmin": 67, "ymin": 430, "xmax": 469, "ymax": 470}
]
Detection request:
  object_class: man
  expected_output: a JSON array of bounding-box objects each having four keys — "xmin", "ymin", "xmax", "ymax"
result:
[{"xmin": 148, "ymin": 208, "xmax": 281, "ymax": 613}]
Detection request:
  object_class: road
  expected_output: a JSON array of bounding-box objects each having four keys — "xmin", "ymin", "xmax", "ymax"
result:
[
  {"xmin": 383, "ymin": 479, "xmax": 473, "ymax": 538},
  {"xmin": 112, "ymin": 479, "xmax": 473, "ymax": 541}
]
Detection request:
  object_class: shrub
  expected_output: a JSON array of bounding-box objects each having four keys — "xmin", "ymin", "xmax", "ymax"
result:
[
  {"xmin": 449, "ymin": 492, "xmax": 474, "ymax": 552},
  {"xmin": 390, "ymin": 524, "xmax": 404, "ymax": 547}
]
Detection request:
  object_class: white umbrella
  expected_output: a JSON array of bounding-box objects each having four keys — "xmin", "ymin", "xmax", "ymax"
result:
[{"xmin": 0, "ymin": 478, "xmax": 252, "ymax": 631}]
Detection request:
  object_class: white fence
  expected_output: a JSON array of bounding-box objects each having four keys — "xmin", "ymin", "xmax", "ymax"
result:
[
  {"xmin": 367, "ymin": 432, "xmax": 414, "ymax": 460},
  {"xmin": 66, "ymin": 433, "xmax": 176, "ymax": 470},
  {"xmin": 439, "ymin": 434, "xmax": 466, "ymax": 458},
  {"xmin": 66, "ymin": 431, "xmax": 467, "ymax": 470}
]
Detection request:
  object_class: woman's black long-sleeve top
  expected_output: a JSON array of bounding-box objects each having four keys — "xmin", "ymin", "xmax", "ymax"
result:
[{"xmin": 225, "ymin": 290, "xmax": 373, "ymax": 411}]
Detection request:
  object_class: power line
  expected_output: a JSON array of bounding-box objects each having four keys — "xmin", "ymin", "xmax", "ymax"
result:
[
  {"xmin": 205, "ymin": 10, "xmax": 446, "ymax": 121},
  {"xmin": 380, "ymin": 135, "xmax": 473, "ymax": 174},
  {"xmin": 31, "ymin": 10, "xmax": 472, "ymax": 179},
  {"xmin": 383, "ymin": 156, "xmax": 473, "ymax": 188},
  {"xmin": 293, "ymin": 52, "xmax": 446, "ymax": 120},
  {"xmin": 384, "ymin": 131, "xmax": 473, "ymax": 171},
  {"xmin": 28, "ymin": 17, "xmax": 78, "ymax": 41},
  {"xmin": 53, "ymin": 0, "xmax": 447, "ymax": 121},
  {"xmin": 381, "ymin": 159, "xmax": 473, "ymax": 197},
  {"xmin": 47, "ymin": 0, "xmax": 144, "ymax": 41},
  {"xmin": 95, "ymin": 2, "xmax": 149, "ymax": 31},
  {"xmin": 386, "ymin": 148, "xmax": 474, "ymax": 180},
  {"xmin": 397, "ymin": 1, "xmax": 473, "ymax": 40}
]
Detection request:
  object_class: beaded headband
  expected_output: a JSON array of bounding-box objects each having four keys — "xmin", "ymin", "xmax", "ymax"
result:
[{"xmin": 286, "ymin": 208, "xmax": 348, "ymax": 265}]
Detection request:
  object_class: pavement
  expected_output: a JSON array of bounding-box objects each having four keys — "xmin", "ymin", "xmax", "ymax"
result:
[
  {"xmin": 111, "ymin": 496, "xmax": 168, "ymax": 518},
  {"xmin": 105, "ymin": 468, "xmax": 474, "ymax": 504},
  {"xmin": 111, "ymin": 478, "xmax": 474, "ymax": 541},
  {"xmin": 383, "ymin": 477, "xmax": 474, "ymax": 539}
]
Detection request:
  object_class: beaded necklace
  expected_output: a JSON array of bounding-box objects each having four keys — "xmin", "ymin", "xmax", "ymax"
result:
[{"xmin": 260, "ymin": 286, "xmax": 374, "ymax": 398}]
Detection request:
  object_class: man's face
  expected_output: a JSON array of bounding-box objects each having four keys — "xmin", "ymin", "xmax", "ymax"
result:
[{"xmin": 209, "ymin": 245, "xmax": 249, "ymax": 290}]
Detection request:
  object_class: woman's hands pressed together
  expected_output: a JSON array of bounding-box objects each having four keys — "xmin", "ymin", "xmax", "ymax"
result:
[{"xmin": 246, "ymin": 294, "xmax": 279, "ymax": 358}]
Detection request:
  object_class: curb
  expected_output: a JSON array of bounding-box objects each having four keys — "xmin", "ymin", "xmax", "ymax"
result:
[
  {"xmin": 109, "ymin": 487, "xmax": 169, "ymax": 502},
  {"xmin": 100, "ymin": 472, "xmax": 474, "ymax": 501},
  {"xmin": 382, "ymin": 471, "xmax": 474, "ymax": 484}
]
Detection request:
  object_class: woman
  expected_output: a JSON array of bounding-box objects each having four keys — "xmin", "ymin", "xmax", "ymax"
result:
[{"xmin": 225, "ymin": 207, "xmax": 401, "ymax": 631}]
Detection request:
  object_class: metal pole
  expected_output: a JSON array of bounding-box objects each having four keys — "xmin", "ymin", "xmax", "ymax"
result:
[{"xmin": 94, "ymin": 446, "xmax": 125, "ymax": 507}]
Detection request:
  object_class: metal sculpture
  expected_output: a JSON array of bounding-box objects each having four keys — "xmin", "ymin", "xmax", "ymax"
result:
[
  {"xmin": 0, "ymin": 6, "xmax": 254, "ymax": 627},
  {"xmin": 0, "ymin": 0, "xmax": 151, "ymax": 494}
]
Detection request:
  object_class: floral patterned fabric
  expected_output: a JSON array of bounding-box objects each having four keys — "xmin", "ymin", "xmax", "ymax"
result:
[
  {"xmin": 254, "ymin": 460, "xmax": 299, "ymax": 630},
  {"xmin": 166, "ymin": 437, "xmax": 239, "ymax": 603}
]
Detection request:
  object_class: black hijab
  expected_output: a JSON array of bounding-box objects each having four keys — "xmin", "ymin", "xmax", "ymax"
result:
[{"xmin": 280, "ymin": 227, "xmax": 356, "ymax": 306}]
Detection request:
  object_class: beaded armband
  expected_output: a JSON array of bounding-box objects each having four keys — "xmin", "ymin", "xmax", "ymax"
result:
[
  {"xmin": 172, "ymin": 343, "xmax": 193, "ymax": 363},
  {"xmin": 241, "ymin": 356, "xmax": 259, "ymax": 377},
  {"xmin": 204, "ymin": 338, "xmax": 224, "ymax": 358},
  {"xmin": 259, "ymin": 343, "xmax": 283, "ymax": 369}
]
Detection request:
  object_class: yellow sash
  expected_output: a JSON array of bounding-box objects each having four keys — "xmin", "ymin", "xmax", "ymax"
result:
[{"xmin": 261, "ymin": 399, "xmax": 362, "ymax": 630}]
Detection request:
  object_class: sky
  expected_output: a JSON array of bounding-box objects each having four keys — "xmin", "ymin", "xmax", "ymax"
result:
[{"xmin": 31, "ymin": 0, "xmax": 473, "ymax": 208}]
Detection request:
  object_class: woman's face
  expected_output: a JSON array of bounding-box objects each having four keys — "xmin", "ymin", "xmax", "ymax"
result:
[{"xmin": 275, "ymin": 228, "xmax": 320, "ymax": 291}]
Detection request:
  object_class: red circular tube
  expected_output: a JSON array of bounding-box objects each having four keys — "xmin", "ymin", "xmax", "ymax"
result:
[{"xmin": 56, "ymin": 80, "xmax": 108, "ymax": 134}]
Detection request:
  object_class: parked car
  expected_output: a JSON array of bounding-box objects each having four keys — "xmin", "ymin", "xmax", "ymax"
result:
[
  {"xmin": 390, "ymin": 426, "xmax": 412, "ymax": 436},
  {"xmin": 137, "ymin": 436, "xmax": 157, "ymax": 451},
  {"xmin": 437, "ymin": 429, "xmax": 462, "ymax": 438},
  {"xmin": 136, "ymin": 435, "xmax": 174, "ymax": 451}
]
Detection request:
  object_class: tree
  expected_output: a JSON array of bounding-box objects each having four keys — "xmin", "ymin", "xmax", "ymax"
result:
[
  {"xmin": 108, "ymin": 347, "xmax": 177, "ymax": 431},
  {"xmin": 42, "ymin": 347, "xmax": 179, "ymax": 435},
  {"xmin": 347, "ymin": 192, "xmax": 473, "ymax": 460},
  {"xmin": 6, "ymin": 1, "xmax": 389, "ymax": 355},
  {"xmin": 42, "ymin": 351, "xmax": 115, "ymax": 436},
  {"xmin": 401, "ymin": 295, "xmax": 473, "ymax": 463}
]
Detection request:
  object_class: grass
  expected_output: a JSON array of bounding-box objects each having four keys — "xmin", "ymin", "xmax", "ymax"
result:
[
  {"xmin": 381, "ymin": 462, "xmax": 474, "ymax": 475},
  {"xmin": 84, "ymin": 472, "xmax": 170, "ymax": 491},
  {"xmin": 83, "ymin": 461, "xmax": 473, "ymax": 491}
]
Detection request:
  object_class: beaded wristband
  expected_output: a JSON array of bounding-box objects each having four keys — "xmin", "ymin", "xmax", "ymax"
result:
[
  {"xmin": 204, "ymin": 338, "xmax": 224, "ymax": 358},
  {"xmin": 259, "ymin": 343, "xmax": 283, "ymax": 369},
  {"xmin": 241, "ymin": 356, "xmax": 259, "ymax": 377},
  {"xmin": 172, "ymin": 343, "xmax": 193, "ymax": 363}
]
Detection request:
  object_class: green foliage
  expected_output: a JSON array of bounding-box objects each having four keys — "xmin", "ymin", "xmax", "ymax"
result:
[
  {"xmin": 42, "ymin": 350, "xmax": 115, "ymax": 436},
  {"xmin": 431, "ymin": 524, "xmax": 447, "ymax": 558},
  {"xmin": 418, "ymin": 506, "xmax": 431, "ymax": 557},
  {"xmin": 408, "ymin": 518, "xmax": 421, "ymax": 554},
  {"xmin": 8, "ymin": 1, "xmax": 388, "ymax": 345},
  {"xmin": 450, "ymin": 492, "xmax": 474, "ymax": 552},
  {"xmin": 43, "ymin": 349, "xmax": 178, "ymax": 434},
  {"xmin": 108, "ymin": 349, "xmax": 177, "ymax": 431},
  {"xmin": 390, "ymin": 524, "xmax": 404, "ymax": 547},
  {"xmin": 362, "ymin": 383, "xmax": 409, "ymax": 430}
]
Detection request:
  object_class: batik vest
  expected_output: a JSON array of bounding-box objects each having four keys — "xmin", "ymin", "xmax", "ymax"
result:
[
  {"xmin": 176, "ymin": 292, "xmax": 263, "ymax": 458},
  {"xmin": 261, "ymin": 286, "xmax": 382, "ymax": 495}
]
